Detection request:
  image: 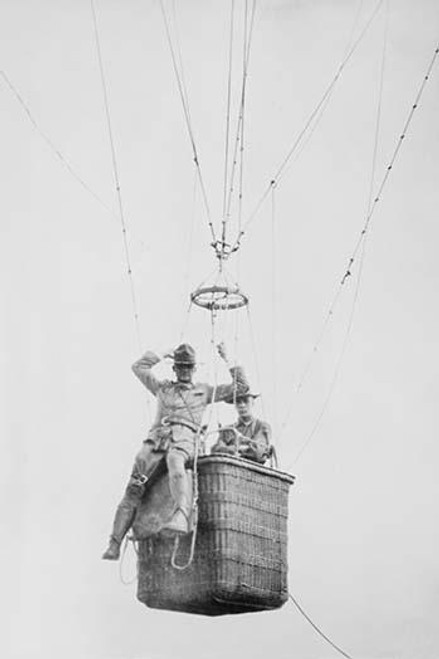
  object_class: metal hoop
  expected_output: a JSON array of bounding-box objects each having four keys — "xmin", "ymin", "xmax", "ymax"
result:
[{"xmin": 191, "ymin": 284, "xmax": 249, "ymax": 310}]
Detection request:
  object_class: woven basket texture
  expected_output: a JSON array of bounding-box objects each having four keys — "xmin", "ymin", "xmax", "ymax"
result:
[{"xmin": 137, "ymin": 455, "xmax": 294, "ymax": 616}]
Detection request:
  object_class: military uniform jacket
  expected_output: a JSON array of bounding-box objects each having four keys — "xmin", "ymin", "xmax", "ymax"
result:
[
  {"xmin": 212, "ymin": 416, "xmax": 272, "ymax": 463},
  {"xmin": 132, "ymin": 351, "xmax": 248, "ymax": 445}
]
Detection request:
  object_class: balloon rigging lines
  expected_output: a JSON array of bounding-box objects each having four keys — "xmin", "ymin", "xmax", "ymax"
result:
[
  {"xmin": 221, "ymin": 0, "xmax": 236, "ymax": 244},
  {"xmin": 90, "ymin": 0, "xmax": 143, "ymax": 354},
  {"xmin": 230, "ymin": 0, "xmax": 385, "ymax": 254},
  {"xmin": 222, "ymin": 0, "xmax": 257, "ymax": 254},
  {"xmin": 159, "ymin": 0, "xmax": 216, "ymax": 246},
  {"xmin": 281, "ymin": 0, "xmax": 390, "ymax": 457},
  {"xmin": 290, "ymin": 1, "xmax": 390, "ymax": 467},
  {"xmin": 281, "ymin": 34, "xmax": 439, "ymax": 466},
  {"xmin": 0, "ymin": 69, "xmax": 147, "ymax": 253}
]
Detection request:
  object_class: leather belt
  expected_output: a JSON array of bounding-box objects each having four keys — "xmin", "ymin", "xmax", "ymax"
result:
[{"xmin": 162, "ymin": 416, "xmax": 200, "ymax": 434}]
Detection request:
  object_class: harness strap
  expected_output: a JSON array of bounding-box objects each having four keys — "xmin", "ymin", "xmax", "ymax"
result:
[{"xmin": 166, "ymin": 417, "xmax": 201, "ymax": 433}]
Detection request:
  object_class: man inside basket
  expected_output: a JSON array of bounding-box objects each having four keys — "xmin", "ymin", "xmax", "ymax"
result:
[
  {"xmin": 102, "ymin": 342, "xmax": 248, "ymax": 561},
  {"xmin": 211, "ymin": 389, "xmax": 272, "ymax": 464}
]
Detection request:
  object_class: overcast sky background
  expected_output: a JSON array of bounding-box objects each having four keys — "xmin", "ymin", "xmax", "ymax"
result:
[{"xmin": 1, "ymin": 1, "xmax": 439, "ymax": 658}]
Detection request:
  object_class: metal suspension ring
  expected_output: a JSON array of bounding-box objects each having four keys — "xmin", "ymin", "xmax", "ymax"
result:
[{"xmin": 191, "ymin": 284, "xmax": 249, "ymax": 311}]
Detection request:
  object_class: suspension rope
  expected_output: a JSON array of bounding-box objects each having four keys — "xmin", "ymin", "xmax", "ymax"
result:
[
  {"xmin": 281, "ymin": 31, "xmax": 439, "ymax": 458},
  {"xmin": 208, "ymin": 306, "xmax": 221, "ymax": 432},
  {"xmin": 232, "ymin": 1, "xmax": 257, "ymax": 367},
  {"xmin": 289, "ymin": 1, "xmax": 390, "ymax": 466},
  {"xmin": 291, "ymin": 254, "xmax": 364, "ymax": 466},
  {"xmin": 158, "ymin": 0, "xmax": 216, "ymax": 247},
  {"xmin": 231, "ymin": 0, "xmax": 385, "ymax": 254},
  {"xmin": 0, "ymin": 69, "xmax": 147, "ymax": 253},
  {"xmin": 179, "ymin": 167, "xmax": 198, "ymax": 342},
  {"xmin": 171, "ymin": 0, "xmax": 192, "ymax": 117},
  {"xmin": 271, "ymin": 184, "xmax": 279, "ymax": 442},
  {"xmin": 266, "ymin": 0, "xmax": 366, "ymax": 189},
  {"xmin": 225, "ymin": 0, "xmax": 257, "ymax": 232},
  {"xmin": 90, "ymin": 0, "xmax": 143, "ymax": 353},
  {"xmin": 221, "ymin": 0, "xmax": 236, "ymax": 247},
  {"xmin": 245, "ymin": 305, "xmax": 266, "ymax": 419},
  {"xmin": 338, "ymin": 39, "xmax": 439, "ymax": 288},
  {"xmin": 288, "ymin": 593, "xmax": 354, "ymax": 659},
  {"xmin": 237, "ymin": 0, "xmax": 250, "ymax": 238},
  {"xmin": 343, "ymin": 0, "xmax": 366, "ymax": 56}
]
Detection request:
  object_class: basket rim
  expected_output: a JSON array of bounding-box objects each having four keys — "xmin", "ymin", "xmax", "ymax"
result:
[{"xmin": 198, "ymin": 454, "xmax": 295, "ymax": 485}]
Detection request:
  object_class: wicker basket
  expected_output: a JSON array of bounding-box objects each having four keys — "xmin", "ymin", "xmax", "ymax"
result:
[{"xmin": 136, "ymin": 455, "xmax": 295, "ymax": 616}]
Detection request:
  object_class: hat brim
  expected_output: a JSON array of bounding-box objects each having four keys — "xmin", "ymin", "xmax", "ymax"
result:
[{"xmin": 224, "ymin": 392, "xmax": 259, "ymax": 404}]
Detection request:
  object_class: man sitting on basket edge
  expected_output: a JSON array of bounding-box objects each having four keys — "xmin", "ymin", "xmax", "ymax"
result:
[{"xmin": 102, "ymin": 341, "xmax": 248, "ymax": 561}]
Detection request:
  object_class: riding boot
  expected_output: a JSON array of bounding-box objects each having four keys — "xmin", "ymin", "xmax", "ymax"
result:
[
  {"xmin": 160, "ymin": 470, "xmax": 191, "ymax": 536},
  {"xmin": 102, "ymin": 499, "xmax": 137, "ymax": 560}
]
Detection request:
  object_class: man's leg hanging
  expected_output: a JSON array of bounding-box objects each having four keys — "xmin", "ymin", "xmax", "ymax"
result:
[
  {"xmin": 102, "ymin": 442, "xmax": 162, "ymax": 560},
  {"xmin": 160, "ymin": 448, "xmax": 191, "ymax": 536}
]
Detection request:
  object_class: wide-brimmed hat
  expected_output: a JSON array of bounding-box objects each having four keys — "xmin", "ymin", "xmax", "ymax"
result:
[
  {"xmin": 173, "ymin": 343, "xmax": 196, "ymax": 366},
  {"xmin": 224, "ymin": 386, "xmax": 259, "ymax": 404}
]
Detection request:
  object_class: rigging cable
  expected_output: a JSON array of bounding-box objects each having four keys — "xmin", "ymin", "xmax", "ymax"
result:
[
  {"xmin": 271, "ymin": 184, "xmax": 279, "ymax": 442},
  {"xmin": 90, "ymin": 0, "xmax": 143, "ymax": 354},
  {"xmin": 0, "ymin": 70, "xmax": 147, "ymax": 253},
  {"xmin": 231, "ymin": 0, "xmax": 385, "ymax": 254},
  {"xmin": 290, "ymin": 0, "xmax": 389, "ymax": 466},
  {"xmin": 225, "ymin": 0, "xmax": 257, "ymax": 232},
  {"xmin": 221, "ymin": 0, "xmax": 236, "ymax": 249},
  {"xmin": 288, "ymin": 592, "xmax": 353, "ymax": 659},
  {"xmin": 245, "ymin": 305, "xmax": 266, "ymax": 420},
  {"xmin": 337, "ymin": 40, "xmax": 439, "ymax": 289},
  {"xmin": 271, "ymin": 0, "xmax": 366, "ymax": 188},
  {"xmin": 171, "ymin": 0, "xmax": 192, "ymax": 116},
  {"xmin": 158, "ymin": 0, "xmax": 217, "ymax": 247},
  {"xmin": 179, "ymin": 168, "xmax": 199, "ymax": 343},
  {"xmin": 237, "ymin": 0, "xmax": 251, "ymax": 235},
  {"xmin": 281, "ymin": 33, "xmax": 439, "ymax": 459}
]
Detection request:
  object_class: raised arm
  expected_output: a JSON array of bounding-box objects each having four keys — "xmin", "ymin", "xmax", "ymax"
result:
[
  {"xmin": 206, "ymin": 343, "xmax": 250, "ymax": 403},
  {"xmin": 131, "ymin": 350, "xmax": 167, "ymax": 396}
]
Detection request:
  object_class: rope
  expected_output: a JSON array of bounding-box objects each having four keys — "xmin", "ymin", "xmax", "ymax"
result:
[
  {"xmin": 225, "ymin": 0, "xmax": 257, "ymax": 233},
  {"xmin": 231, "ymin": 0, "xmax": 385, "ymax": 254},
  {"xmin": 0, "ymin": 70, "xmax": 147, "ymax": 253},
  {"xmin": 291, "ymin": 251, "xmax": 365, "ymax": 466},
  {"xmin": 118, "ymin": 535, "xmax": 138, "ymax": 586},
  {"xmin": 90, "ymin": 0, "xmax": 143, "ymax": 354},
  {"xmin": 279, "ymin": 35, "xmax": 439, "ymax": 451},
  {"xmin": 237, "ymin": 0, "xmax": 250, "ymax": 237},
  {"xmin": 171, "ymin": 303, "xmax": 230, "ymax": 568},
  {"xmin": 158, "ymin": 0, "xmax": 216, "ymax": 247},
  {"xmin": 288, "ymin": 593, "xmax": 354, "ymax": 659},
  {"xmin": 245, "ymin": 305, "xmax": 266, "ymax": 420},
  {"xmin": 271, "ymin": 184, "xmax": 278, "ymax": 442},
  {"xmin": 221, "ymin": 0, "xmax": 236, "ymax": 246},
  {"xmin": 279, "ymin": 2, "xmax": 389, "ymax": 443},
  {"xmin": 288, "ymin": 2, "xmax": 390, "ymax": 466},
  {"xmin": 338, "ymin": 39, "xmax": 439, "ymax": 288},
  {"xmin": 256, "ymin": 0, "xmax": 365, "ymax": 196},
  {"xmin": 171, "ymin": 0, "xmax": 192, "ymax": 117},
  {"xmin": 179, "ymin": 167, "xmax": 198, "ymax": 342}
]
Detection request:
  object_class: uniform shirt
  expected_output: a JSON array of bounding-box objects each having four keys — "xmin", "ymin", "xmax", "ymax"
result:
[
  {"xmin": 212, "ymin": 416, "xmax": 272, "ymax": 463},
  {"xmin": 132, "ymin": 351, "xmax": 248, "ymax": 443}
]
